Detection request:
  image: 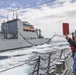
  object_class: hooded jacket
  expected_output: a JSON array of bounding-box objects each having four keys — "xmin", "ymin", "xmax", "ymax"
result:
[{"xmin": 68, "ymin": 38, "xmax": 76, "ymax": 48}]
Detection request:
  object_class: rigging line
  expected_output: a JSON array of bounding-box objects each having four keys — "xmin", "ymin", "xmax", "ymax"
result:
[
  {"xmin": 18, "ymin": 31, "xmax": 51, "ymax": 46},
  {"xmin": 18, "ymin": 31, "xmax": 66, "ymax": 46},
  {"xmin": 18, "ymin": 31, "xmax": 57, "ymax": 45},
  {"xmin": 44, "ymin": 34, "xmax": 56, "ymax": 44},
  {"xmin": 55, "ymin": 34, "xmax": 64, "ymax": 37},
  {"xmin": 18, "ymin": 31, "xmax": 35, "ymax": 45}
]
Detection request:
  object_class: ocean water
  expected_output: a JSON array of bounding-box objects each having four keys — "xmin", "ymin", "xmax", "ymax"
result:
[{"xmin": 0, "ymin": 40, "xmax": 71, "ymax": 75}]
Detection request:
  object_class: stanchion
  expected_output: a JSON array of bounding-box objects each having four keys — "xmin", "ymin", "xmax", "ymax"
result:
[
  {"xmin": 55, "ymin": 62, "xmax": 63, "ymax": 74},
  {"xmin": 59, "ymin": 59, "xmax": 65, "ymax": 70}
]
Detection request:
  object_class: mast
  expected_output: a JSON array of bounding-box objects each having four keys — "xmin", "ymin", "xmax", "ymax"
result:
[{"xmin": 13, "ymin": 10, "xmax": 15, "ymax": 19}]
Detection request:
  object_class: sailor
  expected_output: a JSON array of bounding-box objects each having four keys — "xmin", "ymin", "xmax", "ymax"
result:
[
  {"xmin": 65, "ymin": 34, "xmax": 76, "ymax": 75},
  {"xmin": 65, "ymin": 34, "xmax": 76, "ymax": 50},
  {"xmin": 70, "ymin": 32, "xmax": 76, "ymax": 59}
]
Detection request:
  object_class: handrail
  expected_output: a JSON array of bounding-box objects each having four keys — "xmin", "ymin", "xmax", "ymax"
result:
[{"xmin": 29, "ymin": 49, "xmax": 71, "ymax": 75}]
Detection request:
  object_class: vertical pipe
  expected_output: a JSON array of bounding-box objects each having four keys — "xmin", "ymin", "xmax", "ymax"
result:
[
  {"xmin": 13, "ymin": 10, "xmax": 14, "ymax": 19},
  {"xmin": 37, "ymin": 56, "xmax": 40, "ymax": 75},
  {"xmin": 6, "ymin": 23, "xmax": 8, "ymax": 39},
  {"xmin": 7, "ymin": 13, "xmax": 9, "ymax": 21},
  {"xmin": 16, "ymin": 10, "xmax": 18, "ymax": 19},
  {"xmin": 32, "ymin": 62, "xmax": 38, "ymax": 75},
  {"xmin": 60, "ymin": 50, "xmax": 63, "ymax": 59},
  {"xmin": 47, "ymin": 53, "xmax": 51, "ymax": 75}
]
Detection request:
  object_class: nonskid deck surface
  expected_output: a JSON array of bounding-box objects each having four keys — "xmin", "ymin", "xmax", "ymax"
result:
[
  {"xmin": 64, "ymin": 56, "xmax": 74, "ymax": 75},
  {"xmin": 53, "ymin": 55, "xmax": 74, "ymax": 75},
  {"xmin": 55, "ymin": 55, "xmax": 74, "ymax": 75},
  {"xmin": 66, "ymin": 68, "xmax": 74, "ymax": 75}
]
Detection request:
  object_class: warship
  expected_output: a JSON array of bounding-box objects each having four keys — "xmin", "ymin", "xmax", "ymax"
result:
[{"xmin": 0, "ymin": 18, "xmax": 50, "ymax": 51}]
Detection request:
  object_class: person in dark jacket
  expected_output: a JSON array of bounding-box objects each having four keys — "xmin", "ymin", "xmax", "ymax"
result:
[
  {"xmin": 65, "ymin": 35, "xmax": 76, "ymax": 48},
  {"xmin": 65, "ymin": 35, "xmax": 76, "ymax": 75},
  {"xmin": 70, "ymin": 32, "xmax": 76, "ymax": 59}
]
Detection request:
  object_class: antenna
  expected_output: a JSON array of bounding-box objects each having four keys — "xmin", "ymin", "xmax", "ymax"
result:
[
  {"xmin": 13, "ymin": 10, "xmax": 15, "ymax": 19},
  {"xmin": 16, "ymin": 10, "xmax": 18, "ymax": 19},
  {"xmin": 7, "ymin": 13, "xmax": 9, "ymax": 21}
]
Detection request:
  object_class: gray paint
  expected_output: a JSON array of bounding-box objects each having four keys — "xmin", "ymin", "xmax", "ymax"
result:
[{"xmin": 0, "ymin": 19, "xmax": 49, "ymax": 51}]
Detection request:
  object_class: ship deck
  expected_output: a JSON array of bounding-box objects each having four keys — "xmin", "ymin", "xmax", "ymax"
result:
[{"xmin": 63, "ymin": 56, "xmax": 74, "ymax": 75}]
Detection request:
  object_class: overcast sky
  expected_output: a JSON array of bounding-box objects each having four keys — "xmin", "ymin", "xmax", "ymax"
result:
[{"xmin": 0, "ymin": 0, "xmax": 76, "ymax": 37}]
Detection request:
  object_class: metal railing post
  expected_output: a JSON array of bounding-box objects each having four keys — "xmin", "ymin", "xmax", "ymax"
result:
[
  {"xmin": 37, "ymin": 56, "xmax": 40, "ymax": 75},
  {"xmin": 47, "ymin": 53, "xmax": 51, "ymax": 75},
  {"xmin": 60, "ymin": 50, "xmax": 63, "ymax": 59}
]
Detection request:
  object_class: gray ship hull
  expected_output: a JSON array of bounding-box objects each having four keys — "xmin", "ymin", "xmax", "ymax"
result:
[{"xmin": 0, "ymin": 38, "xmax": 49, "ymax": 52}]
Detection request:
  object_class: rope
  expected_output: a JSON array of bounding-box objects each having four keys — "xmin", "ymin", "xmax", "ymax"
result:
[
  {"xmin": 43, "ymin": 34, "xmax": 56, "ymax": 44},
  {"xmin": 18, "ymin": 31, "xmax": 58, "ymax": 45},
  {"xmin": 18, "ymin": 31, "xmax": 35, "ymax": 45}
]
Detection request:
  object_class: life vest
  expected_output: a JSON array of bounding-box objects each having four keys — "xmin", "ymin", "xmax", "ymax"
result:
[{"xmin": 70, "ymin": 45, "xmax": 76, "ymax": 51}]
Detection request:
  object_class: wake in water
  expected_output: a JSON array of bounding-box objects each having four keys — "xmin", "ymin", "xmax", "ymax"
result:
[{"xmin": 0, "ymin": 40, "xmax": 71, "ymax": 75}]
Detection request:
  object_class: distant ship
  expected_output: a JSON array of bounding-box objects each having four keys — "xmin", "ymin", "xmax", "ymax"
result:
[{"xmin": 0, "ymin": 18, "xmax": 50, "ymax": 51}]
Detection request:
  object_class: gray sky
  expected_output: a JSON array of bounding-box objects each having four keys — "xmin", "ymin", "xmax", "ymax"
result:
[{"xmin": 0, "ymin": 0, "xmax": 76, "ymax": 37}]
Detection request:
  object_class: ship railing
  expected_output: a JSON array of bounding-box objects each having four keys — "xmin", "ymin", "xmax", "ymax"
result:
[{"xmin": 28, "ymin": 49, "xmax": 72, "ymax": 75}]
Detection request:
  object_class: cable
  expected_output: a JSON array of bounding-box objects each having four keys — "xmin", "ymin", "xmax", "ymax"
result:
[
  {"xmin": 44, "ymin": 34, "xmax": 56, "ymax": 44},
  {"xmin": 18, "ymin": 31, "xmax": 35, "ymax": 45},
  {"xmin": 18, "ymin": 31, "xmax": 56, "ymax": 46},
  {"xmin": 16, "ymin": 31, "xmax": 66, "ymax": 46}
]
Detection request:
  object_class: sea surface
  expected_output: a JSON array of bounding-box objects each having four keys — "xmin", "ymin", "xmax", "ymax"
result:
[{"xmin": 0, "ymin": 39, "xmax": 71, "ymax": 75}]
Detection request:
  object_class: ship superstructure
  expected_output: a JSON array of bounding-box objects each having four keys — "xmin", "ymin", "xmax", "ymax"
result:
[{"xmin": 1, "ymin": 19, "xmax": 43, "ymax": 39}]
